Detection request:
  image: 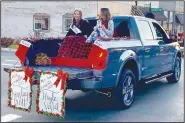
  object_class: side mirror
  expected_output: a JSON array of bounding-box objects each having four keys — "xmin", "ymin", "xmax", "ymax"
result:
[{"xmin": 164, "ymin": 38, "xmax": 173, "ymax": 43}]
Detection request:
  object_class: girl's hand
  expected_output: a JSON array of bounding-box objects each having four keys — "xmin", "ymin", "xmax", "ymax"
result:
[{"xmin": 100, "ymin": 25, "xmax": 106, "ymax": 30}]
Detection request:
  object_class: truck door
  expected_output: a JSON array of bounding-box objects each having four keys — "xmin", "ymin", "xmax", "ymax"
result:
[
  {"xmin": 150, "ymin": 22, "xmax": 175, "ymax": 73},
  {"xmin": 137, "ymin": 20, "xmax": 161, "ymax": 77}
]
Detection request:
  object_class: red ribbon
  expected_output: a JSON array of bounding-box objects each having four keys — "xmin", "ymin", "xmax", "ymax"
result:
[
  {"xmin": 24, "ymin": 67, "xmax": 34, "ymax": 84},
  {"xmin": 54, "ymin": 69, "xmax": 68, "ymax": 90}
]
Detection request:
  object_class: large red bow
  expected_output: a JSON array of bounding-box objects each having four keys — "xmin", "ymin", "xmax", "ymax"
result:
[
  {"xmin": 54, "ymin": 69, "xmax": 68, "ymax": 90},
  {"xmin": 24, "ymin": 67, "xmax": 34, "ymax": 84}
]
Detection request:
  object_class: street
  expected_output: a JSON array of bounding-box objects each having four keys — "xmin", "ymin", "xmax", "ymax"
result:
[{"xmin": 1, "ymin": 51, "xmax": 184, "ymax": 122}]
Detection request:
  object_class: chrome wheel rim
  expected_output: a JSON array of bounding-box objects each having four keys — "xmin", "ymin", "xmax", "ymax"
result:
[
  {"xmin": 122, "ymin": 75, "xmax": 134, "ymax": 106},
  {"xmin": 175, "ymin": 59, "xmax": 181, "ymax": 80}
]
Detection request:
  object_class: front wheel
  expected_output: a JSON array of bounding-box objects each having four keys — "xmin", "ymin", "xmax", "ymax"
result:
[
  {"xmin": 112, "ymin": 69, "xmax": 136, "ymax": 109},
  {"xmin": 166, "ymin": 56, "xmax": 181, "ymax": 83}
]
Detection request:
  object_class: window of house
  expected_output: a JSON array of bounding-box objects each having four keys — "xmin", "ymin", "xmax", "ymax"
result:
[
  {"xmin": 137, "ymin": 20, "xmax": 154, "ymax": 40},
  {"xmin": 63, "ymin": 18, "xmax": 72, "ymax": 32},
  {"xmin": 33, "ymin": 13, "xmax": 50, "ymax": 31},
  {"xmin": 62, "ymin": 13, "xmax": 73, "ymax": 33}
]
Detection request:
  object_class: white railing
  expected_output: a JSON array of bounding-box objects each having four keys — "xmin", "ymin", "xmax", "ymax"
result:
[{"xmin": 131, "ymin": 5, "xmax": 144, "ymax": 16}]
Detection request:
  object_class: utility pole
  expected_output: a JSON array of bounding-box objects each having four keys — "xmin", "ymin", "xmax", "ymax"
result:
[{"xmin": 135, "ymin": 1, "xmax": 138, "ymax": 6}]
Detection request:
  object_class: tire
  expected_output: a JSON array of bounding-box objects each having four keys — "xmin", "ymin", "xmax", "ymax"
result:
[
  {"xmin": 166, "ymin": 56, "xmax": 181, "ymax": 83},
  {"xmin": 112, "ymin": 69, "xmax": 136, "ymax": 109}
]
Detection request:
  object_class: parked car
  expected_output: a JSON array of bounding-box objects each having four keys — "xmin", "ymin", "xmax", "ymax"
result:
[{"xmin": 4, "ymin": 15, "xmax": 182, "ymax": 109}]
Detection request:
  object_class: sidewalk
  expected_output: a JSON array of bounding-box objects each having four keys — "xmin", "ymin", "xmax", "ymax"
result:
[{"xmin": 1, "ymin": 48, "xmax": 17, "ymax": 52}]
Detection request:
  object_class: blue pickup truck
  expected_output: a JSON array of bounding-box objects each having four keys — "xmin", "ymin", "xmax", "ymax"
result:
[{"xmin": 4, "ymin": 15, "xmax": 182, "ymax": 109}]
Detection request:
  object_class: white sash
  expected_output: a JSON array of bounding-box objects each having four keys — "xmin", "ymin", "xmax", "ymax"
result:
[{"xmin": 70, "ymin": 25, "xmax": 82, "ymax": 34}]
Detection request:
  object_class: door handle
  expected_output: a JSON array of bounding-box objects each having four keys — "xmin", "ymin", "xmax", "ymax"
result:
[
  {"xmin": 145, "ymin": 48, "xmax": 150, "ymax": 52},
  {"xmin": 160, "ymin": 47, "xmax": 164, "ymax": 51}
]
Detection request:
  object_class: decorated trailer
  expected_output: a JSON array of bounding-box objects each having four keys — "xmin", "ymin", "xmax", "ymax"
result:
[{"xmin": 4, "ymin": 15, "xmax": 182, "ymax": 118}]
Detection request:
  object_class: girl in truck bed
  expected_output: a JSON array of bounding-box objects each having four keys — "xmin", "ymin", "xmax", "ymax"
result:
[{"xmin": 86, "ymin": 8, "xmax": 114, "ymax": 43}]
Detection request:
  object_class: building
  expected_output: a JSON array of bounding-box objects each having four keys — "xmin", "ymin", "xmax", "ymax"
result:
[
  {"xmin": 2, "ymin": 1, "xmax": 136, "ymax": 39},
  {"xmin": 1, "ymin": 1, "xmax": 98, "ymax": 38},
  {"xmin": 159, "ymin": 1, "xmax": 184, "ymax": 34}
]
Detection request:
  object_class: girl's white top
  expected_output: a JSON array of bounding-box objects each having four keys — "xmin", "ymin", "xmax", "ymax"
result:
[{"xmin": 94, "ymin": 19, "xmax": 114, "ymax": 37}]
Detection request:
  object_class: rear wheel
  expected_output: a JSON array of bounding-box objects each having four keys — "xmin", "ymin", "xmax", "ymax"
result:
[
  {"xmin": 166, "ymin": 56, "xmax": 181, "ymax": 83},
  {"xmin": 112, "ymin": 69, "xmax": 136, "ymax": 109}
]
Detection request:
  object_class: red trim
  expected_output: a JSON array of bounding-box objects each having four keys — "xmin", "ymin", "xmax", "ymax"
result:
[
  {"xmin": 50, "ymin": 44, "xmax": 107, "ymax": 69},
  {"xmin": 15, "ymin": 44, "xmax": 29, "ymax": 65}
]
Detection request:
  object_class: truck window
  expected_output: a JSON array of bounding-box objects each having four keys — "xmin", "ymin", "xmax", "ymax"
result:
[
  {"xmin": 114, "ymin": 20, "xmax": 135, "ymax": 39},
  {"xmin": 152, "ymin": 22, "xmax": 168, "ymax": 40},
  {"xmin": 137, "ymin": 21, "xmax": 154, "ymax": 40}
]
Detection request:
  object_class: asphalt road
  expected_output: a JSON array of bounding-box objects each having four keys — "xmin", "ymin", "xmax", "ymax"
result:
[{"xmin": 1, "ymin": 51, "xmax": 184, "ymax": 122}]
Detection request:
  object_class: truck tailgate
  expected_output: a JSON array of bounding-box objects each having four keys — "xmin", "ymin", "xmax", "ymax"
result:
[{"xmin": 4, "ymin": 65, "xmax": 94, "ymax": 80}]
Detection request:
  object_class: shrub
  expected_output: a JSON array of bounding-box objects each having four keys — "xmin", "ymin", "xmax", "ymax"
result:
[{"xmin": 0, "ymin": 38, "xmax": 15, "ymax": 48}]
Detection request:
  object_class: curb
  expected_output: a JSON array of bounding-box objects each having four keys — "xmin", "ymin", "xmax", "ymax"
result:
[{"xmin": 1, "ymin": 48, "xmax": 17, "ymax": 52}]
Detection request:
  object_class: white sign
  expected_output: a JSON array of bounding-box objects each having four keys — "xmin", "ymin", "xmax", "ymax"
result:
[
  {"xmin": 37, "ymin": 72, "xmax": 65, "ymax": 117},
  {"xmin": 70, "ymin": 25, "xmax": 82, "ymax": 34},
  {"xmin": 10, "ymin": 71, "xmax": 31, "ymax": 110}
]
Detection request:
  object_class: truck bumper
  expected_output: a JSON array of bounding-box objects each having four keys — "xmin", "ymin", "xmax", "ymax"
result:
[{"xmin": 66, "ymin": 77, "xmax": 103, "ymax": 90}]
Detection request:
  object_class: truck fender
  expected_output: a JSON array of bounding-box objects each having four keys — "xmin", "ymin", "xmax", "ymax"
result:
[
  {"xmin": 173, "ymin": 49, "xmax": 182, "ymax": 70},
  {"xmin": 115, "ymin": 50, "xmax": 141, "ymax": 87}
]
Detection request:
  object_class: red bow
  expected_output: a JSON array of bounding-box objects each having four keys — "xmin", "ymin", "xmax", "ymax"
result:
[
  {"xmin": 24, "ymin": 67, "xmax": 34, "ymax": 84},
  {"xmin": 54, "ymin": 69, "xmax": 68, "ymax": 90}
]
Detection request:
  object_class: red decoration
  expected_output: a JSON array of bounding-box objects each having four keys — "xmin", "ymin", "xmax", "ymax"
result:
[
  {"xmin": 37, "ymin": 81, "xmax": 40, "ymax": 86},
  {"xmin": 24, "ymin": 67, "xmax": 34, "ymax": 84},
  {"xmin": 46, "ymin": 72, "xmax": 50, "ymax": 74},
  {"xmin": 36, "ymin": 99, "xmax": 39, "ymax": 104},
  {"xmin": 8, "ymin": 89, "xmax": 12, "ymax": 93},
  {"xmin": 12, "ymin": 105, "xmax": 15, "ymax": 109},
  {"xmin": 63, "ymin": 89, "xmax": 67, "ymax": 95},
  {"xmin": 62, "ymin": 102, "xmax": 65, "ymax": 107},
  {"xmin": 8, "ymin": 82, "xmax": 11, "ymax": 86},
  {"xmin": 36, "ymin": 106, "xmax": 39, "ymax": 112},
  {"xmin": 61, "ymin": 110, "xmax": 65, "ymax": 115},
  {"xmin": 56, "ymin": 113, "xmax": 60, "ymax": 118},
  {"xmin": 15, "ymin": 42, "xmax": 30, "ymax": 65},
  {"xmin": 54, "ymin": 69, "xmax": 68, "ymax": 90}
]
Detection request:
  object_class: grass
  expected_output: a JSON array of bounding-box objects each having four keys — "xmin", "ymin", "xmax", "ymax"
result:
[{"xmin": 8, "ymin": 44, "xmax": 19, "ymax": 49}]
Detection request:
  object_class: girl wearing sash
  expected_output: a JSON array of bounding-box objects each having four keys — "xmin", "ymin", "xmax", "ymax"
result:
[{"xmin": 86, "ymin": 8, "xmax": 114, "ymax": 43}]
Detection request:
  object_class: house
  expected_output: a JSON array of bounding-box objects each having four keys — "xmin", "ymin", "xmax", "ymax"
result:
[{"xmin": 2, "ymin": 1, "xmax": 137, "ymax": 39}]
